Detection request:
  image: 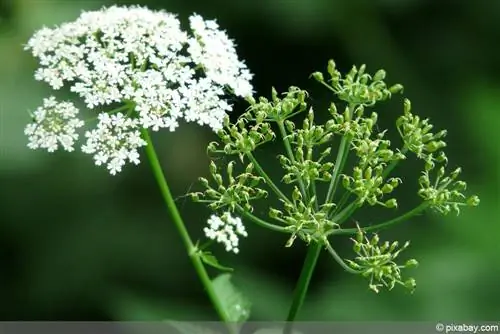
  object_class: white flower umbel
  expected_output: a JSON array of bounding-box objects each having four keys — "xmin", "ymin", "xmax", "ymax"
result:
[
  {"xmin": 204, "ymin": 212, "xmax": 248, "ymax": 254},
  {"xmin": 24, "ymin": 96, "xmax": 84, "ymax": 153},
  {"xmin": 24, "ymin": 5, "xmax": 253, "ymax": 174},
  {"xmin": 81, "ymin": 113, "xmax": 147, "ymax": 175}
]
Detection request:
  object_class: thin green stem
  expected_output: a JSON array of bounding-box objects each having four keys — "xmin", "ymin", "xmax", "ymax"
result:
[
  {"xmin": 141, "ymin": 128, "xmax": 231, "ymax": 325},
  {"xmin": 323, "ymin": 239, "xmax": 361, "ymax": 274},
  {"xmin": 316, "ymin": 79, "xmax": 338, "ymax": 94},
  {"xmin": 331, "ymin": 200, "xmax": 360, "ymax": 226},
  {"xmin": 277, "ymin": 120, "xmax": 308, "ymax": 200},
  {"xmin": 234, "ymin": 204, "xmax": 291, "ymax": 233},
  {"xmin": 332, "ymin": 202, "xmax": 430, "ymax": 236},
  {"xmin": 310, "ymin": 181, "xmax": 319, "ymax": 211},
  {"xmin": 246, "ymin": 152, "xmax": 291, "ymax": 204},
  {"xmin": 284, "ymin": 242, "xmax": 322, "ymax": 334},
  {"xmin": 332, "ymin": 191, "xmax": 352, "ymax": 216},
  {"xmin": 325, "ymin": 135, "xmax": 352, "ymax": 206}
]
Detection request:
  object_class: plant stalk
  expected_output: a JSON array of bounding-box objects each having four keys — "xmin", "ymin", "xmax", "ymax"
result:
[
  {"xmin": 141, "ymin": 128, "xmax": 231, "ymax": 326},
  {"xmin": 283, "ymin": 242, "xmax": 322, "ymax": 334}
]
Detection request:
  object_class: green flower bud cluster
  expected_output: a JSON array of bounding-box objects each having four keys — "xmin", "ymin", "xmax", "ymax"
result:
[
  {"xmin": 209, "ymin": 116, "xmax": 275, "ymax": 161},
  {"xmin": 279, "ymin": 109, "xmax": 335, "ymax": 187},
  {"xmin": 191, "ymin": 161, "xmax": 268, "ymax": 212},
  {"xmin": 312, "ymin": 60, "xmax": 403, "ymax": 107},
  {"xmin": 269, "ymin": 188, "xmax": 337, "ymax": 247},
  {"xmin": 342, "ymin": 165, "xmax": 402, "ymax": 208},
  {"xmin": 346, "ymin": 225, "xmax": 418, "ymax": 293},
  {"xmin": 351, "ymin": 128, "xmax": 406, "ymax": 169},
  {"xmin": 419, "ymin": 162, "xmax": 480, "ymax": 215},
  {"xmin": 396, "ymin": 99, "xmax": 448, "ymax": 160},
  {"xmin": 245, "ymin": 86, "xmax": 309, "ymax": 122}
]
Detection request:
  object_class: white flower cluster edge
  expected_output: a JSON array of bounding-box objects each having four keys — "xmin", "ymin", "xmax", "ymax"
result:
[
  {"xmin": 24, "ymin": 5, "xmax": 253, "ymax": 175},
  {"xmin": 204, "ymin": 212, "xmax": 248, "ymax": 254}
]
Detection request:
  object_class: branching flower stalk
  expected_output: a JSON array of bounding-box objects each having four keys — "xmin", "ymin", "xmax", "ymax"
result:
[{"xmin": 191, "ymin": 59, "xmax": 479, "ymax": 329}]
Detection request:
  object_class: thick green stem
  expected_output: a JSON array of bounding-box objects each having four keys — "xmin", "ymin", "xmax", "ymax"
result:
[
  {"xmin": 284, "ymin": 242, "xmax": 322, "ymax": 334},
  {"xmin": 141, "ymin": 129, "xmax": 230, "ymax": 324}
]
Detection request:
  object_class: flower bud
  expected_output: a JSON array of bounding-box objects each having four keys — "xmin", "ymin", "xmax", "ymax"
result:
[
  {"xmin": 285, "ymin": 234, "xmax": 296, "ymax": 248},
  {"xmin": 342, "ymin": 175, "xmax": 351, "ymax": 188},
  {"xmin": 403, "ymin": 98, "xmax": 411, "ymax": 113},
  {"xmin": 364, "ymin": 166, "xmax": 373, "ymax": 180},
  {"xmin": 405, "ymin": 259, "xmax": 419, "ymax": 268},
  {"xmin": 257, "ymin": 189, "xmax": 268, "ymax": 198},
  {"xmin": 389, "ymin": 84, "xmax": 404, "ymax": 94},
  {"xmin": 353, "ymin": 242, "xmax": 361, "ymax": 253},
  {"xmin": 404, "ymin": 278, "xmax": 416, "ymax": 290},
  {"xmin": 199, "ymin": 177, "xmax": 209, "ymax": 187},
  {"xmin": 327, "ymin": 59, "xmax": 336, "ymax": 76},
  {"xmin": 245, "ymin": 95, "xmax": 256, "ymax": 105},
  {"xmin": 214, "ymin": 174, "xmax": 223, "ymax": 185},
  {"xmin": 437, "ymin": 166, "xmax": 446, "ymax": 178},
  {"xmin": 380, "ymin": 241, "xmax": 390, "ymax": 253},
  {"xmin": 467, "ymin": 195, "xmax": 480, "ymax": 206},
  {"xmin": 292, "ymin": 187, "xmax": 302, "ymax": 201},
  {"xmin": 282, "ymin": 173, "xmax": 293, "ymax": 184},
  {"xmin": 282, "ymin": 100, "xmax": 295, "ymax": 115},
  {"xmin": 206, "ymin": 189, "xmax": 218, "ymax": 198},
  {"xmin": 373, "ymin": 69, "xmax": 386, "ymax": 81},
  {"xmin": 381, "ymin": 184, "xmax": 394, "ymax": 193},
  {"xmin": 454, "ymin": 180, "xmax": 466, "ymax": 191},
  {"xmin": 450, "ymin": 167, "xmax": 462, "ymax": 179},
  {"xmin": 355, "ymin": 230, "xmax": 364, "ymax": 243},
  {"xmin": 353, "ymin": 167, "xmax": 362, "ymax": 180},
  {"xmin": 425, "ymin": 140, "xmax": 446, "ymax": 153},
  {"xmin": 227, "ymin": 160, "xmax": 235, "ymax": 175},
  {"xmin": 389, "ymin": 241, "xmax": 399, "ymax": 252},
  {"xmin": 311, "ymin": 71, "xmax": 324, "ymax": 82},
  {"xmin": 436, "ymin": 151, "xmax": 448, "ymax": 164},
  {"xmin": 278, "ymin": 154, "xmax": 289, "ymax": 166},
  {"xmin": 269, "ymin": 208, "xmax": 281, "ymax": 219},
  {"xmin": 285, "ymin": 120, "xmax": 295, "ymax": 132},
  {"xmin": 329, "ymin": 102, "xmax": 337, "ymax": 115},
  {"xmin": 271, "ymin": 87, "xmax": 279, "ymax": 102},
  {"xmin": 424, "ymin": 158, "xmax": 435, "ymax": 171}
]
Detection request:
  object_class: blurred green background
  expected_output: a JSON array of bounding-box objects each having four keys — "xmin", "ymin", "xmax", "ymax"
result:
[{"xmin": 0, "ymin": 0, "xmax": 499, "ymax": 322}]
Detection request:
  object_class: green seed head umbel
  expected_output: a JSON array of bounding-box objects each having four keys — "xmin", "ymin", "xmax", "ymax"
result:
[{"xmin": 191, "ymin": 59, "xmax": 479, "ymax": 294}]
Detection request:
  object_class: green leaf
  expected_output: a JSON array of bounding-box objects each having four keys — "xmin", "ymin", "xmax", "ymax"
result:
[
  {"xmin": 212, "ymin": 273, "xmax": 251, "ymax": 322},
  {"xmin": 200, "ymin": 252, "xmax": 234, "ymax": 272},
  {"xmin": 165, "ymin": 321, "xmax": 223, "ymax": 334}
]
